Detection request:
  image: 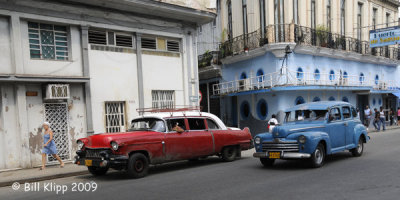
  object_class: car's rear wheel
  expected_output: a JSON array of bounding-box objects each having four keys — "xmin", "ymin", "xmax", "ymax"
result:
[
  {"xmin": 127, "ymin": 153, "xmax": 149, "ymax": 178},
  {"xmin": 88, "ymin": 166, "xmax": 109, "ymax": 176},
  {"xmin": 221, "ymin": 146, "xmax": 237, "ymax": 162},
  {"xmin": 351, "ymin": 137, "xmax": 364, "ymax": 157},
  {"xmin": 260, "ymin": 158, "xmax": 275, "ymax": 167},
  {"xmin": 310, "ymin": 143, "xmax": 325, "ymax": 168}
]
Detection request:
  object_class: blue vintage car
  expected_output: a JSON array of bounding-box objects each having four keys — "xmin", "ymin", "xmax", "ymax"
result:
[{"xmin": 253, "ymin": 101, "xmax": 369, "ymax": 168}]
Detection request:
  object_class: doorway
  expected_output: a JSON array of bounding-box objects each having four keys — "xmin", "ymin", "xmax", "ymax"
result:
[
  {"xmin": 44, "ymin": 103, "xmax": 70, "ymax": 162},
  {"xmin": 357, "ymin": 94, "xmax": 369, "ymax": 121}
]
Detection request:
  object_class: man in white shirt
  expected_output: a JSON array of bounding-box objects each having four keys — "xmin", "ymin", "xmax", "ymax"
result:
[
  {"xmin": 379, "ymin": 107, "xmax": 386, "ymax": 131},
  {"xmin": 268, "ymin": 114, "xmax": 278, "ymax": 132},
  {"xmin": 364, "ymin": 106, "xmax": 371, "ymax": 131}
]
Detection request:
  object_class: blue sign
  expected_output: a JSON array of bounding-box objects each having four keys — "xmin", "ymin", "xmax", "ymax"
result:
[{"xmin": 369, "ymin": 26, "xmax": 400, "ymax": 48}]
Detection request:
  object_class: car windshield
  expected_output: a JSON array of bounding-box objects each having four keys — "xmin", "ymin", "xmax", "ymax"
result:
[
  {"xmin": 128, "ymin": 118, "xmax": 166, "ymax": 132},
  {"xmin": 285, "ymin": 109, "xmax": 328, "ymax": 123}
]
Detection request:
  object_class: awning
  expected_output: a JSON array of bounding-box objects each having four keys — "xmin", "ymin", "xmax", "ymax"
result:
[{"xmin": 392, "ymin": 92, "xmax": 400, "ymax": 98}]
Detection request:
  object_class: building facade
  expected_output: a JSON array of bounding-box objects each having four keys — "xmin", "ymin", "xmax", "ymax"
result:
[
  {"xmin": 0, "ymin": 0, "xmax": 215, "ymax": 170},
  {"xmin": 204, "ymin": 0, "xmax": 400, "ymax": 135}
]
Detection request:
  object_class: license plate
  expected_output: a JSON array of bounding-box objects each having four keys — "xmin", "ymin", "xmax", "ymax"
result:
[
  {"xmin": 85, "ymin": 160, "xmax": 92, "ymax": 166},
  {"xmin": 268, "ymin": 152, "xmax": 281, "ymax": 159}
]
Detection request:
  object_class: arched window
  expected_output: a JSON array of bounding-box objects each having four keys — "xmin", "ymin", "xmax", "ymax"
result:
[
  {"xmin": 257, "ymin": 99, "xmax": 268, "ymax": 120},
  {"xmin": 256, "ymin": 69, "xmax": 264, "ymax": 82},
  {"xmin": 372, "ymin": 98, "xmax": 376, "ymax": 105},
  {"xmin": 240, "ymin": 72, "xmax": 247, "ymax": 80},
  {"xmin": 359, "ymin": 73, "xmax": 365, "ymax": 84},
  {"xmin": 375, "ymin": 75, "xmax": 379, "ymax": 85},
  {"xmin": 295, "ymin": 96, "xmax": 305, "ymax": 105},
  {"xmin": 343, "ymin": 71, "xmax": 348, "ymax": 79},
  {"xmin": 313, "ymin": 97, "xmax": 321, "ymax": 102},
  {"xmin": 240, "ymin": 101, "xmax": 250, "ymax": 119},
  {"xmin": 328, "ymin": 96, "xmax": 335, "ymax": 101},
  {"xmin": 378, "ymin": 98, "xmax": 382, "ymax": 105},
  {"xmin": 314, "ymin": 69, "xmax": 320, "ymax": 80},
  {"xmin": 329, "ymin": 70, "xmax": 335, "ymax": 81},
  {"xmin": 342, "ymin": 96, "xmax": 349, "ymax": 102},
  {"xmin": 297, "ymin": 67, "xmax": 304, "ymax": 80}
]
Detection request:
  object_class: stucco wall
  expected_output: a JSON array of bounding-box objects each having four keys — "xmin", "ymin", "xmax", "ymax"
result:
[
  {"xmin": 0, "ymin": 16, "xmax": 12, "ymax": 74},
  {"xmin": 88, "ymin": 49, "xmax": 139, "ymax": 134}
]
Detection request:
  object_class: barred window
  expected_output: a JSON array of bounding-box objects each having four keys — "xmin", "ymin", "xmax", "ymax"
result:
[
  {"xmin": 152, "ymin": 90, "xmax": 175, "ymax": 109},
  {"xmin": 105, "ymin": 102, "xmax": 126, "ymax": 133},
  {"xmin": 28, "ymin": 22, "xmax": 68, "ymax": 60},
  {"xmin": 167, "ymin": 40, "xmax": 180, "ymax": 52}
]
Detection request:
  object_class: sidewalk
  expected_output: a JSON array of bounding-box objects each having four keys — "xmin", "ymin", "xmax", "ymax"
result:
[
  {"xmin": 0, "ymin": 163, "xmax": 87, "ymax": 187},
  {"xmin": 368, "ymin": 124, "xmax": 400, "ymax": 133}
]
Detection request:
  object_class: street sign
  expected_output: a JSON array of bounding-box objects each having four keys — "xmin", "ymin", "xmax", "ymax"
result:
[{"xmin": 369, "ymin": 26, "xmax": 400, "ymax": 48}]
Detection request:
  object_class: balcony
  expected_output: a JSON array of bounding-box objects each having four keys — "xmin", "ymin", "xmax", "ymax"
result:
[
  {"xmin": 219, "ymin": 24, "xmax": 400, "ymax": 62},
  {"xmin": 213, "ymin": 70, "xmax": 399, "ymax": 96}
]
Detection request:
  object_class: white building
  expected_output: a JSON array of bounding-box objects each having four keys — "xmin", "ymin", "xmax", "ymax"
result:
[{"xmin": 0, "ymin": 0, "xmax": 215, "ymax": 170}]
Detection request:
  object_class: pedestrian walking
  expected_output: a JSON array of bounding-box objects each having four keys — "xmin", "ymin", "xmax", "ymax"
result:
[
  {"xmin": 373, "ymin": 108, "xmax": 381, "ymax": 131},
  {"xmin": 379, "ymin": 107, "xmax": 386, "ymax": 131},
  {"xmin": 397, "ymin": 107, "xmax": 400, "ymax": 126},
  {"xmin": 40, "ymin": 122, "xmax": 64, "ymax": 170},
  {"xmin": 364, "ymin": 106, "xmax": 371, "ymax": 131},
  {"xmin": 267, "ymin": 114, "xmax": 279, "ymax": 133},
  {"xmin": 389, "ymin": 110, "xmax": 394, "ymax": 126}
]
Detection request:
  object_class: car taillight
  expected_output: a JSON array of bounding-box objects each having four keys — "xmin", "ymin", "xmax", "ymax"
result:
[{"xmin": 267, "ymin": 124, "xmax": 270, "ymax": 130}]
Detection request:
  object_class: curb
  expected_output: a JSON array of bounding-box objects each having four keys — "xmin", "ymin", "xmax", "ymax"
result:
[
  {"xmin": 368, "ymin": 125, "xmax": 400, "ymax": 133},
  {"xmin": 0, "ymin": 170, "xmax": 88, "ymax": 187}
]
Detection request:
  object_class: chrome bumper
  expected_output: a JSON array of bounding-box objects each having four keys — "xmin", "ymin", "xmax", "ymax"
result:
[{"xmin": 253, "ymin": 152, "xmax": 311, "ymax": 159}]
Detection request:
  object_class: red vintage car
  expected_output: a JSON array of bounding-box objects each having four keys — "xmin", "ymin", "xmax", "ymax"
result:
[{"xmin": 75, "ymin": 110, "xmax": 253, "ymax": 178}]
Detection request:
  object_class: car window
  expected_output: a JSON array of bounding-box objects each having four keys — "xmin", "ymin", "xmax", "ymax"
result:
[
  {"xmin": 342, "ymin": 106, "xmax": 351, "ymax": 119},
  {"xmin": 166, "ymin": 118, "xmax": 186, "ymax": 132},
  {"xmin": 351, "ymin": 107, "xmax": 358, "ymax": 118},
  {"xmin": 329, "ymin": 108, "xmax": 342, "ymax": 121},
  {"xmin": 206, "ymin": 119, "xmax": 220, "ymax": 130},
  {"xmin": 188, "ymin": 118, "xmax": 206, "ymax": 130}
]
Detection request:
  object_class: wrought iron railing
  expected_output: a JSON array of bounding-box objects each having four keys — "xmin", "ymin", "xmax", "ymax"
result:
[
  {"xmin": 213, "ymin": 69, "xmax": 399, "ymax": 95},
  {"xmin": 218, "ymin": 24, "xmax": 400, "ymax": 61}
]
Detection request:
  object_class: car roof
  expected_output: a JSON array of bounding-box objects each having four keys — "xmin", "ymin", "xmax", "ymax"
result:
[
  {"xmin": 131, "ymin": 112, "xmax": 228, "ymax": 130},
  {"xmin": 285, "ymin": 101, "xmax": 352, "ymax": 112}
]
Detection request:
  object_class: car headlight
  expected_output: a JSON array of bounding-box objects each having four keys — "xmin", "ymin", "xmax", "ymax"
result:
[
  {"xmin": 254, "ymin": 137, "xmax": 261, "ymax": 145},
  {"xmin": 298, "ymin": 135, "xmax": 306, "ymax": 144},
  {"xmin": 111, "ymin": 141, "xmax": 119, "ymax": 151},
  {"xmin": 77, "ymin": 140, "xmax": 84, "ymax": 149}
]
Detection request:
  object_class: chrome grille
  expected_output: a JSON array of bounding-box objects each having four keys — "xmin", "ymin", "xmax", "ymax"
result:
[
  {"xmin": 85, "ymin": 149, "xmax": 108, "ymax": 158},
  {"xmin": 262, "ymin": 141, "xmax": 299, "ymax": 152}
]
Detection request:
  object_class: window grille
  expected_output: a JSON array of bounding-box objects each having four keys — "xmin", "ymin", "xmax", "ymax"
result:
[
  {"xmin": 45, "ymin": 84, "xmax": 70, "ymax": 100},
  {"xmin": 116, "ymin": 34, "xmax": 133, "ymax": 47},
  {"xmin": 105, "ymin": 102, "xmax": 126, "ymax": 133},
  {"xmin": 88, "ymin": 29, "xmax": 107, "ymax": 45},
  {"xmin": 152, "ymin": 90, "xmax": 175, "ymax": 109},
  {"xmin": 142, "ymin": 38, "xmax": 157, "ymax": 50},
  {"xmin": 167, "ymin": 40, "xmax": 180, "ymax": 52},
  {"xmin": 28, "ymin": 22, "xmax": 69, "ymax": 60}
]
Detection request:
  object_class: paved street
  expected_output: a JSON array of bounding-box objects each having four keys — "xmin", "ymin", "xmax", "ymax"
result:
[{"xmin": 1, "ymin": 128, "xmax": 400, "ymax": 200}]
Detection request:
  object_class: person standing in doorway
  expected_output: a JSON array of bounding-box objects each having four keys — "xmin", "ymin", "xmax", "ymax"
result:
[
  {"xmin": 40, "ymin": 122, "xmax": 64, "ymax": 170},
  {"xmin": 373, "ymin": 108, "xmax": 381, "ymax": 131},
  {"xmin": 389, "ymin": 110, "xmax": 394, "ymax": 126},
  {"xmin": 364, "ymin": 106, "xmax": 371, "ymax": 131},
  {"xmin": 379, "ymin": 107, "xmax": 386, "ymax": 131}
]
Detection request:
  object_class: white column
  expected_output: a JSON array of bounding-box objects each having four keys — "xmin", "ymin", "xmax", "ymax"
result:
[
  {"xmin": 9, "ymin": 14, "xmax": 24, "ymax": 74},
  {"xmin": 15, "ymin": 85, "xmax": 31, "ymax": 168}
]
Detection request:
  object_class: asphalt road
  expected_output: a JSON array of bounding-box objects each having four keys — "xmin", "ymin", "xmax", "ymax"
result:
[{"xmin": 2, "ymin": 128, "xmax": 400, "ymax": 200}]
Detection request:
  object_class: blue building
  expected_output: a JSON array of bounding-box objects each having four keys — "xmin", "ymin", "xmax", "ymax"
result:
[{"xmin": 213, "ymin": 25, "xmax": 400, "ymax": 135}]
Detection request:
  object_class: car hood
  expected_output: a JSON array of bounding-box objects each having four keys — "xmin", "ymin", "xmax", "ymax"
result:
[
  {"xmin": 272, "ymin": 121, "xmax": 325, "ymax": 138},
  {"xmin": 83, "ymin": 131, "xmax": 161, "ymax": 148}
]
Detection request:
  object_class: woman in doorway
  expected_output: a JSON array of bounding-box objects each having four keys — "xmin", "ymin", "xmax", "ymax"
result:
[{"xmin": 40, "ymin": 122, "xmax": 64, "ymax": 170}]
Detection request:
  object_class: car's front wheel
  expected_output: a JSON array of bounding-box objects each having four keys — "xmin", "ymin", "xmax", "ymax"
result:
[
  {"xmin": 127, "ymin": 153, "xmax": 149, "ymax": 178},
  {"xmin": 351, "ymin": 137, "xmax": 364, "ymax": 157},
  {"xmin": 260, "ymin": 158, "xmax": 275, "ymax": 167},
  {"xmin": 88, "ymin": 166, "xmax": 109, "ymax": 176},
  {"xmin": 310, "ymin": 143, "xmax": 325, "ymax": 168}
]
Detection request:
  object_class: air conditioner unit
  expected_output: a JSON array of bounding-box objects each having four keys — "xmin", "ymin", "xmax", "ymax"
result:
[{"xmin": 45, "ymin": 84, "xmax": 70, "ymax": 100}]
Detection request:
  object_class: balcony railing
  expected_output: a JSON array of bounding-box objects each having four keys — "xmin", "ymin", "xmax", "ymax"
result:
[
  {"xmin": 213, "ymin": 70, "xmax": 399, "ymax": 95},
  {"xmin": 219, "ymin": 24, "xmax": 400, "ymax": 61}
]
